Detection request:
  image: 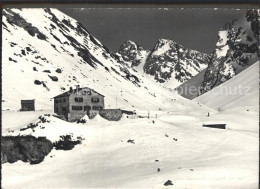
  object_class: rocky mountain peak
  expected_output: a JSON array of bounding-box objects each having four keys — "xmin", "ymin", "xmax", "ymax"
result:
[
  {"xmin": 118, "ymin": 40, "xmax": 139, "ymax": 61},
  {"xmin": 116, "ymin": 38, "xmax": 210, "ymax": 88},
  {"xmin": 116, "ymin": 40, "xmax": 149, "ymax": 68},
  {"xmin": 143, "ymin": 39, "xmax": 210, "ymax": 87}
]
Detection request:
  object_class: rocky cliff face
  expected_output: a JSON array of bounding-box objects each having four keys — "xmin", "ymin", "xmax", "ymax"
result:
[
  {"xmin": 246, "ymin": 9, "xmax": 260, "ymax": 49},
  {"xmin": 115, "ymin": 40, "xmax": 150, "ymax": 69},
  {"xmin": 116, "ymin": 39, "xmax": 210, "ymax": 88},
  {"xmin": 144, "ymin": 39, "xmax": 210, "ymax": 85},
  {"xmin": 200, "ymin": 9, "xmax": 260, "ymax": 94}
]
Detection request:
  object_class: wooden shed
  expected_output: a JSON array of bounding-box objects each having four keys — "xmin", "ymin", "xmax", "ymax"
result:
[
  {"xmin": 21, "ymin": 100, "xmax": 35, "ymax": 111},
  {"xmin": 203, "ymin": 124, "xmax": 226, "ymax": 129}
]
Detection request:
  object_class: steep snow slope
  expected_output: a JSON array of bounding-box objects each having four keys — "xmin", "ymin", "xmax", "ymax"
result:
[
  {"xmin": 2, "ymin": 8, "xmax": 210, "ymax": 114},
  {"xmin": 195, "ymin": 61, "xmax": 259, "ymax": 111},
  {"xmin": 175, "ymin": 69, "xmax": 207, "ymax": 99},
  {"xmin": 116, "ymin": 39, "xmax": 210, "ymax": 89}
]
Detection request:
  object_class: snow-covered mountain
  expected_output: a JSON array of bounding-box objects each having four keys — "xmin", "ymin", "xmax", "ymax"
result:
[
  {"xmin": 144, "ymin": 39, "xmax": 210, "ymax": 87},
  {"xmin": 176, "ymin": 9, "xmax": 260, "ymax": 99},
  {"xmin": 115, "ymin": 39, "xmax": 210, "ymax": 88},
  {"xmin": 200, "ymin": 9, "xmax": 260, "ymax": 95},
  {"xmin": 2, "ymin": 8, "xmax": 210, "ymax": 113},
  {"xmin": 2, "ymin": 8, "xmax": 259, "ymax": 189}
]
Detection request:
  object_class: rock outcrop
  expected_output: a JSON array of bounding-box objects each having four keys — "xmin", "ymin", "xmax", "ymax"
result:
[{"xmin": 1, "ymin": 135, "xmax": 53, "ymax": 164}]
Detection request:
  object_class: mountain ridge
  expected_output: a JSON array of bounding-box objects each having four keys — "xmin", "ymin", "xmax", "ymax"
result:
[
  {"xmin": 176, "ymin": 9, "xmax": 260, "ymax": 99},
  {"xmin": 2, "ymin": 8, "xmax": 210, "ymax": 114},
  {"xmin": 115, "ymin": 38, "xmax": 210, "ymax": 88}
]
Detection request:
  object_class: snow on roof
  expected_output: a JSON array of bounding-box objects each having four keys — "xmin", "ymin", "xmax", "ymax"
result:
[
  {"xmin": 53, "ymin": 87, "xmax": 105, "ymax": 98},
  {"xmin": 21, "ymin": 99, "xmax": 35, "ymax": 103}
]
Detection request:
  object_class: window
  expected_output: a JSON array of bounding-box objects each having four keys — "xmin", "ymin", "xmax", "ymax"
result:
[
  {"xmin": 91, "ymin": 97, "xmax": 99, "ymax": 103},
  {"xmin": 62, "ymin": 107, "xmax": 66, "ymax": 111},
  {"xmin": 63, "ymin": 98, "xmax": 66, "ymax": 102},
  {"xmin": 92, "ymin": 106, "xmax": 102, "ymax": 110},
  {"xmin": 75, "ymin": 97, "xmax": 83, "ymax": 102},
  {"xmin": 82, "ymin": 90, "xmax": 91, "ymax": 95},
  {"xmin": 72, "ymin": 106, "xmax": 83, "ymax": 111},
  {"xmin": 59, "ymin": 99, "xmax": 62, "ymax": 103},
  {"xmin": 84, "ymin": 106, "xmax": 91, "ymax": 111},
  {"xmin": 55, "ymin": 99, "xmax": 59, "ymax": 103}
]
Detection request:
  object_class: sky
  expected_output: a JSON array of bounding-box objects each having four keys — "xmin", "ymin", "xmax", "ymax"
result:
[{"xmin": 61, "ymin": 8, "xmax": 246, "ymax": 54}]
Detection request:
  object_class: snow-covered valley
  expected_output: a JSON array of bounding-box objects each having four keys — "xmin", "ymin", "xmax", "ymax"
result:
[
  {"xmin": 1, "ymin": 8, "xmax": 259, "ymax": 189},
  {"xmin": 2, "ymin": 108, "xmax": 259, "ymax": 188}
]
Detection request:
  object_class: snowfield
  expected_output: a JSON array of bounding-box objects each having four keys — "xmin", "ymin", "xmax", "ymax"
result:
[
  {"xmin": 1, "ymin": 8, "xmax": 259, "ymax": 189},
  {"xmin": 2, "ymin": 108, "xmax": 258, "ymax": 188},
  {"xmin": 195, "ymin": 61, "xmax": 259, "ymax": 112}
]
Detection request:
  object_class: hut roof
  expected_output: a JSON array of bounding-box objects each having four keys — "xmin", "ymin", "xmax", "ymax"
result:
[
  {"xmin": 54, "ymin": 87, "xmax": 105, "ymax": 98},
  {"xmin": 21, "ymin": 100, "xmax": 35, "ymax": 103}
]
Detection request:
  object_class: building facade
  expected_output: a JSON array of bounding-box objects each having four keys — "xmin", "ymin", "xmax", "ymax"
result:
[
  {"xmin": 21, "ymin": 100, "xmax": 35, "ymax": 111},
  {"xmin": 54, "ymin": 86, "xmax": 105, "ymax": 122}
]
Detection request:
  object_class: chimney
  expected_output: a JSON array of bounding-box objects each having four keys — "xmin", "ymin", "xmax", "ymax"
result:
[
  {"xmin": 69, "ymin": 87, "xmax": 73, "ymax": 93},
  {"xmin": 76, "ymin": 85, "xmax": 80, "ymax": 93}
]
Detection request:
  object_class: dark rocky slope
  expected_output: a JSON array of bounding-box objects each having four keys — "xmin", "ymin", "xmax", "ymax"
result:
[
  {"xmin": 1, "ymin": 136, "xmax": 53, "ymax": 164},
  {"xmin": 200, "ymin": 9, "xmax": 260, "ymax": 95},
  {"xmin": 116, "ymin": 39, "xmax": 210, "ymax": 88},
  {"xmin": 176, "ymin": 9, "xmax": 260, "ymax": 99}
]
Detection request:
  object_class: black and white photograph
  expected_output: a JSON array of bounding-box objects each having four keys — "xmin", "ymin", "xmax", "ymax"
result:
[{"xmin": 1, "ymin": 5, "xmax": 259, "ymax": 188}]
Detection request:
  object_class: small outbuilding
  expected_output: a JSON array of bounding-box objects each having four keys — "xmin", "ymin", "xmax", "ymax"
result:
[
  {"xmin": 203, "ymin": 124, "xmax": 226, "ymax": 129},
  {"xmin": 21, "ymin": 100, "xmax": 35, "ymax": 111}
]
